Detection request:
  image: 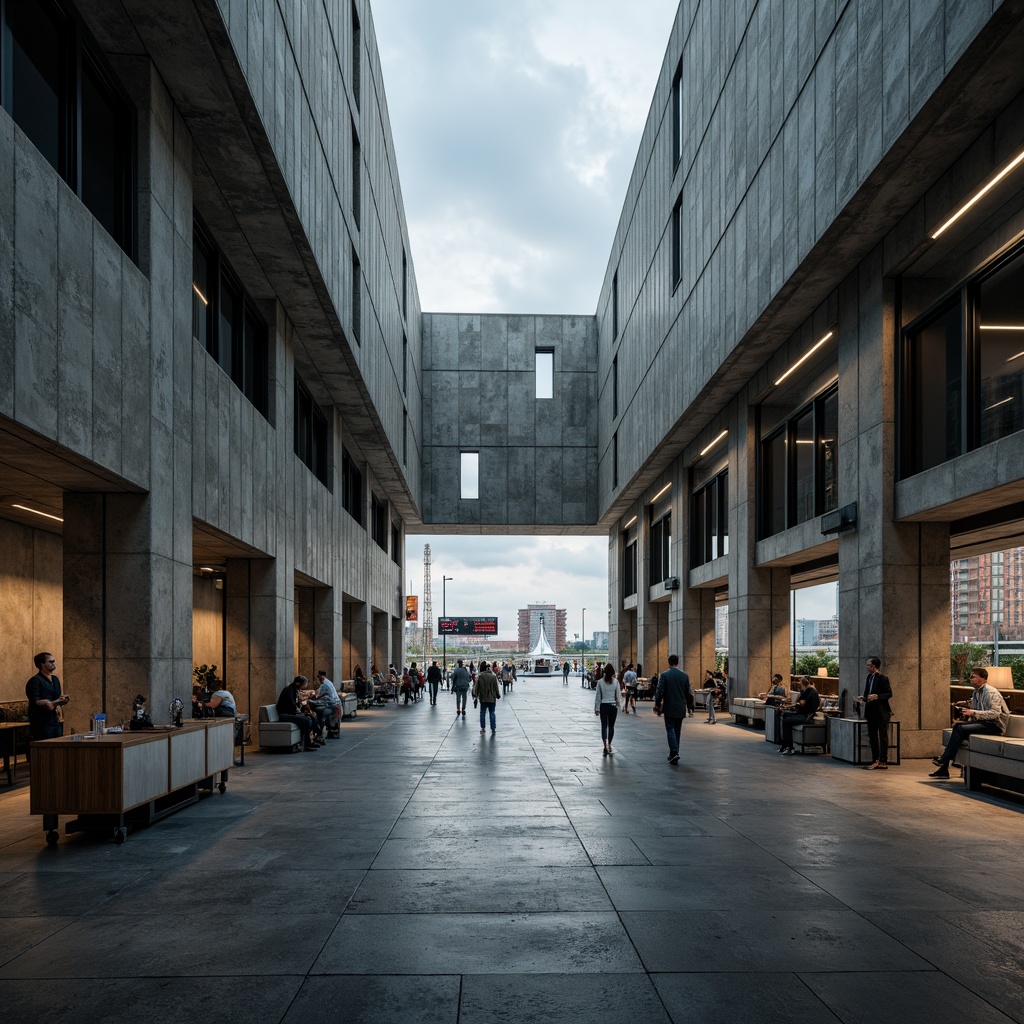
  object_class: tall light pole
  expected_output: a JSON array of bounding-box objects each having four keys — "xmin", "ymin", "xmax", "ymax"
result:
[
  {"xmin": 582, "ymin": 607, "xmax": 586, "ymax": 674},
  {"xmin": 442, "ymin": 576, "xmax": 453, "ymax": 672}
]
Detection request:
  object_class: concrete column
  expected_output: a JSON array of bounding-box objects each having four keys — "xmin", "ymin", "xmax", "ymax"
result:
[
  {"xmin": 63, "ymin": 491, "xmax": 191, "ymax": 730},
  {"xmin": 372, "ymin": 610, "xmax": 389, "ymax": 674},
  {"xmin": 344, "ymin": 600, "xmax": 371, "ymax": 677},
  {"xmin": 225, "ymin": 557, "xmax": 291, "ymax": 717},
  {"xmin": 837, "ymin": 257, "xmax": 951, "ymax": 757}
]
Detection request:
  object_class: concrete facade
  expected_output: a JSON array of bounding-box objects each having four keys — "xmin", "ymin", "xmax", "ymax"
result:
[
  {"xmin": 6, "ymin": 0, "xmax": 1024, "ymax": 765},
  {"xmin": 1, "ymin": 0, "xmax": 416, "ymax": 725}
]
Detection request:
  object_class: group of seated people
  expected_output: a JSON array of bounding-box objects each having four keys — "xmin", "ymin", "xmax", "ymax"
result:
[{"xmin": 276, "ymin": 671, "xmax": 342, "ymax": 751}]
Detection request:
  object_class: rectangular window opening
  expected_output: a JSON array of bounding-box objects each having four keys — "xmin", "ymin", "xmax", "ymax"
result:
[
  {"xmin": 461, "ymin": 452, "xmax": 479, "ymax": 500},
  {"xmin": 535, "ymin": 349, "xmax": 554, "ymax": 399}
]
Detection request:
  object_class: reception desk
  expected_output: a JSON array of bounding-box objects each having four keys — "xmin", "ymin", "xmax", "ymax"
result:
[{"xmin": 30, "ymin": 720, "xmax": 233, "ymax": 845}]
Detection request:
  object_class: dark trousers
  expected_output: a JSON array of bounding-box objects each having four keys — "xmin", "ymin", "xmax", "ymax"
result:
[
  {"xmin": 941, "ymin": 720, "xmax": 1001, "ymax": 764},
  {"xmin": 780, "ymin": 712, "xmax": 810, "ymax": 749},
  {"xmin": 663, "ymin": 715, "xmax": 683, "ymax": 756},
  {"xmin": 429, "ymin": 681, "xmax": 439, "ymax": 704},
  {"xmin": 866, "ymin": 712, "xmax": 890, "ymax": 763},
  {"xmin": 278, "ymin": 713, "xmax": 313, "ymax": 746},
  {"xmin": 599, "ymin": 704, "xmax": 618, "ymax": 744}
]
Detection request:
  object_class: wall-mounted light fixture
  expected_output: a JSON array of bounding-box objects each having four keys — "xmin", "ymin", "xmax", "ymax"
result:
[
  {"xmin": 699, "ymin": 429, "xmax": 727, "ymax": 457},
  {"xmin": 192, "ymin": 283, "xmax": 209, "ymax": 305},
  {"xmin": 774, "ymin": 331, "xmax": 834, "ymax": 387},
  {"xmin": 931, "ymin": 149, "xmax": 1024, "ymax": 239}
]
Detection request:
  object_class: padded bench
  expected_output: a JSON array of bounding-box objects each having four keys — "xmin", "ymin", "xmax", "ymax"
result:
[
  {"xmin": 258, "ymin": 705, "xmax": 301, "ymax": 751},
  {"xmin": 730, "ymin": 698, "xmax": 767, "ymax": 727},
  {"xmin": 942, "ymin": 715, "xmax": 1024, "ymax": 793}
]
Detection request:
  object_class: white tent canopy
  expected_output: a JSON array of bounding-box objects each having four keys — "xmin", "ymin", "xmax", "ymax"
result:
[{"xmin": 526, "ymin": 618, "xmax": 559, "ymax": 674}]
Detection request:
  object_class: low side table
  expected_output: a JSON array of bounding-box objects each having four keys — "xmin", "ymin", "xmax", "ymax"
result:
[{"xmin": 830, "ymin": 717, "xmax": 901, "ymax": 765}]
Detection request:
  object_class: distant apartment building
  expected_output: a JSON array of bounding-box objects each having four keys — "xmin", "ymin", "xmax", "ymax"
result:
[
  {"xmin": 591, "ymin": 631, "xmax": 610, "ymax": 652},
  {"xmin": 795, "ymin": 619, "xmax": 819, "ymax": 647},
  {"xmin": 518, "ymin": 604, "xmax": 567, "ymax": 651},
  {"xmin": 951, "ymin": 549, "xmax": 1024, "ymax": 643}
]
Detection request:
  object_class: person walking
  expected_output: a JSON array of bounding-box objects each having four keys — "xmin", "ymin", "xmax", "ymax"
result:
[
  {"xmin": 474, "ymin": 660, "xmax": 501, "ymax": 734},
  {"xmin": 562, "ymin": 660, "xmax": 571, "ymax": 684},
  {"xmin": 654, "ymin": 654, "xmax": 692, "ymax": 765},
  {"xmin": 452, "ymin": 659, "xmax": 472, "ymax": 717},
  {"xmin": 426, "ymin": 660, "xmax": 442, "ymax": 705},
  {"xmin": 857, "ymin": 657, "xmax": 893, "ymax": 769},
  {"xmin": 703, "ymin": 670, "xmax": 718, "ymax": 724},
  {"xmin": 594, "ymin": 663, "xmax": 622, "ymax": 756},
  {"xmin": 621, "ymin": 663, "xmax": 637, "ymax": 714}
]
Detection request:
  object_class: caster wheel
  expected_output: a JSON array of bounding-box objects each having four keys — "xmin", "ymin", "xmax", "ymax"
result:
[
  {"xmin": 46, "ymin": 830, "xmax": 59, "ymax": 847},
  {"xmin": 113, "ymin": 827, "xmax": 127, "ymax": 845},
  {"xmin": 218, "ymin": 781, "xmax": 227, "ymax": 794}
]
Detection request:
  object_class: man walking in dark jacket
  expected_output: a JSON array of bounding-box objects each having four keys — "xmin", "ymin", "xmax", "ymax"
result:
[
  {"xmin": 654, "ymin": 654, "xmax": 692, "ymax": 765},
  {"xmin": 427, "ymin": 660, "xmax": 442, "ymax": 705}
]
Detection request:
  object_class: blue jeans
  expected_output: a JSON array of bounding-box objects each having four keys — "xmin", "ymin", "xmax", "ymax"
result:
[
  {"xmin": 706, "ymin": 690, "xmax": 716, "ymax": 721},
  {"xmin": 664, "ymin": 715, "xmax": 683, "ymax": 756},
  {"xmin": 455, "ymin": 689, "xmax": 468, "ymax": 712},
  {"xmin": 479, "ymin": 701, "xmax": 496, "ymax": 731},
  {"xmin": 941, "ymin": 720, "xmax": 1001, "ymax": 764}
]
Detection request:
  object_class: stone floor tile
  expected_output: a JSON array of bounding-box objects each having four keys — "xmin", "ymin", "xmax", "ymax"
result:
[
  {"xmin": 281, "ymin": 975, "xmax": 460, "ymax": 1024},
  {"xmin": 653, "ymin": 973, "xmax": 839, "ymax": 1024}
]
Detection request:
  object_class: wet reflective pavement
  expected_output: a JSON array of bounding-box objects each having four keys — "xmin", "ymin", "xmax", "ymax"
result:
[{"xmin": 1, "ymin": 678, "xmax": 1022, "ymax": 1023}]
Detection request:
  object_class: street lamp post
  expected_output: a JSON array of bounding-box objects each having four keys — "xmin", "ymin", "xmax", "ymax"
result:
[
  {"xmin": 442, "ymin": 576, "xmax": 453, "ymax": 673},
  {"xmin": 582, "ymin": 607, "xmax": 586, "ymax": 683}
]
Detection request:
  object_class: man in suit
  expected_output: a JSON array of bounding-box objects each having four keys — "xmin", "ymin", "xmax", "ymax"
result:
[
  {"xmin": 654, "ymin": 654, "xmax": 693, "ymax": 765},
  {"xmin": 858, "ymin": 657, "xmax": 893, "ymax": 770}
]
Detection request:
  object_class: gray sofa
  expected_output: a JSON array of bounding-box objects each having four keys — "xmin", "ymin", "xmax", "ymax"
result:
[
  {"xmin": 942, "ymin": 715, "xmax": 1024, "ymax": 793},
  {"xmin": 258, "ymin": 705, "xmax": 301, "ymax": 751}
]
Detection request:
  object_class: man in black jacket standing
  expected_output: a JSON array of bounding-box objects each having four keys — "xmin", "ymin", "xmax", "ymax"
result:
[
  {"xmin": 426, "ymin": 660, "xmax": 443, "ymax": 705},
  {"xmin": 654, "ymin": 654, "xmax": 692, "ymax": 765},
  {"xmin": 858, "ymin": 657, "xmax": 892, "ymax": 770}
]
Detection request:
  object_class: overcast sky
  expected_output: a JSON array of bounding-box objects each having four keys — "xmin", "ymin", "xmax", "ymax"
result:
[{"xmin": 375, "ymin": 0, "xmax": 836, "ymax": 641}]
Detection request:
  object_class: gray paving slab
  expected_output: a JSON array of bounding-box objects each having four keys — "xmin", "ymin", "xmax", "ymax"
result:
[
  {"xmin": 1, "ymin": 678, "xmax": 1022, "ymax": 1023},
  {"xmin": 313, "ymin": 912, "xmax": 644, "ymax": 974},
  {"xmin": 347, "ymin": 867, "xmax": 612, "ymax": 914}
]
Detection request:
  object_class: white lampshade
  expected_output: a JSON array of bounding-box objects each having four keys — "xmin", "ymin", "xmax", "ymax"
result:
[
  {"xmin": 816, "ymin": 667, "xmax": 828, "ymax": 677},
  {"xmin": 985, "ymin": 665, "xmax": 1013, "ymax": 689}
]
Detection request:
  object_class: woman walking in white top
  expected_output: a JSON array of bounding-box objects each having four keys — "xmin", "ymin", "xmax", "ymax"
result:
[{"xmin": 594, "ymin": 663, "xmax": 623, "ymax": 756}]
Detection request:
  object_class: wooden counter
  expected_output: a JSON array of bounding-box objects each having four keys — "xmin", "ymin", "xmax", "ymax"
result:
[{"xmin": 30, "ymin": 720, "xmax": 234, "ymax": 843}]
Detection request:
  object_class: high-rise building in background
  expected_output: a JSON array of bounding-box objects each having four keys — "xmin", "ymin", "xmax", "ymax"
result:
[
  {"xmin": 951, "ymin": 549, "xmax": 1024, "ymax": 643},
  {"xmin": 518, "ymin": 604, "xmax": 567, "ymax": 652}
]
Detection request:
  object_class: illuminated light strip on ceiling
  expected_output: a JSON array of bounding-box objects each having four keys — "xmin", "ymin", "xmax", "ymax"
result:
[
  {"xmin": 624, "ymin": 515, "xmax": 638, "ymax": 529},
  {"xmin": 984, "ymin": 396, "xmax": 1014, "ymax": 411},
  {"xmin": 774, "ymin": 331, "xmax": 834, "ymax": 387},
  {"xmin": 980, "ymin": 324, "xmax": 1024, "ymax": 330},
  {"xmin": 12, "ymin": 503, "xmax": 64, "ymax": 523},
  {"xmin": 1006, "ymin": 351, "xmax": 1024, "ymax": 363},
  {"xmin": 931, "ymin": 149, "xmax": 1024, "ymax": 239},
  {"xmin": 699, "ymin": 429, "xmax": 727, "ymax": 457},
  {"xmin": 651, "ymin": 482, "xmax": 671, "ymax": 502},
  {"xmin": 192, "ymin": 283, "xmax": 209, "ymax": 305}
]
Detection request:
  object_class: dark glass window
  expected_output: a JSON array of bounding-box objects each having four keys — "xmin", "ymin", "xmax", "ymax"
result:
[
  {"xmin": 351, "ymin": 0, "xmax": 361, "ymax": 109},
  {"xmin": 371, "ymin": 494, "xmax": 387, "ymax": 550},
  {"xmin": 402, "ymin": 408, "xmax": 408, "ymax": 465},
  {"xmin": 901, "ymin": 245, "xmax": 1024, "ymax": 477},
  {"xmin": 904, "ymin": 300, "xmax": 963, "ymax": 475},
  {"xmin": 7, "ymin": 0, "xmax": 63, "ymax": 170},
  {"xmin": 671, "ymin": 195, "xmax": 682, "ymax": 289},
  {"xmin": 391, "ymin": 523, "xmax": 401, "ymax": 566},
  {"xmin": 341, "ymin": 447, "xmax": 363, "ymax": 525},
  {"xmin": 351, "ymin": 122, "xmax": 361, "ymax": 228},
  {"xmin": 650, "ymin": 512, "xmax": 671, "ymax": 585},
  {"xmin": 402, "ymin": 333, "xmax": 408, "ymax": 395},
  {"xmin": 623, "ymin": 538, "xmax": 638, "ymax": 598},
  {"xmin": 613, "ymin": 431, "xmax": 619, "ymax": 489},
  {"xmin": 294, "ymin": 374, "xmax": 329, "ymax": 486},
  {"xmin": 612, "ymin": 355, "xmax": 618, "ymax": 418},
  {"xmin": 612, "ymin": 271, "xmax": 619, "ymax": 339},
  {"xmin": 692, "ymin": 470, "xmax": 728, "ymax": 567},
  {"xmin": 759, "ymin": 384, "xmax": 840, "ymax": 538},
  {"xmin": 2, "ymin": 0, "xmax": 135, "ymax": 256},
  {"xmin": 351, "ymin": 248, "xmax": 361, "ymax": 345},
  {"xmin": 192, "ymin": 216, "xmax": 269, "ymax": 418},
  {"xmin": 978, "ymin": 254, "xmax": 1024, "ymax": 446},
  {"xmin": 671, "ymin": 60, "xmax": 683, "ymax": 167},
  {"xmin": 402, "ymin": 249, "xmax": 408, "ymax": 319},
  {"xmin": 793, "ymin": 408, "xmax": 815, "ymax": 525}
]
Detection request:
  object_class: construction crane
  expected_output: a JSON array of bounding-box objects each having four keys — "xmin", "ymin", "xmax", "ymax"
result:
[{"xmin": 422, "ymin": 544, "xmax": 433, "ymax": 660}]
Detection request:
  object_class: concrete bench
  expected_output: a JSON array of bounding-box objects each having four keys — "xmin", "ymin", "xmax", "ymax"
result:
[
  {"xmin": 942, "ymin": 716, "xmax": 1024, "ymax": 794},
  {"xmin": 730, "ymin": 698, "xmax": 766, "ymax": 727},
  {"xmin": 257, "ymin": 705, "xmax": 301, "ymax": 752}
]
